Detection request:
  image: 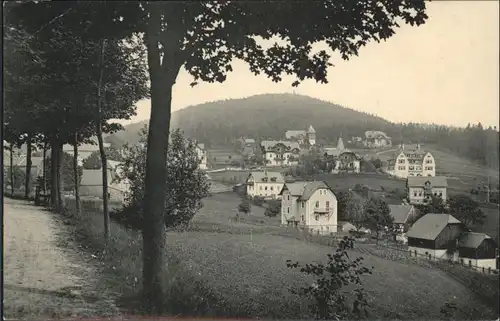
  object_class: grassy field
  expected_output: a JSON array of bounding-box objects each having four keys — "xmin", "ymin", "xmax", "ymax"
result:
[{"xmin": 160, "ymin": 192, "xmax": 498, "ymax": 320}]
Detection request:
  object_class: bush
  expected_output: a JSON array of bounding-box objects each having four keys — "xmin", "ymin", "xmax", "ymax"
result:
[
  {"xmin": 251, "ymin": 196, "xmax": 265, "ymax": 207},
  {"xmin": 286, "ymin": 237, "xmax": 373, "ymax": 320},
  {"xmin": 114, "ymin": 127, "xmax": 210, "ymax": 230},
  {"xmin": 238, "ymin": 199, "xmax": 251, "ymax": 214},
  {"xmin": 265, "ymin": 200, "xmax": 281, "ymax": 217}
]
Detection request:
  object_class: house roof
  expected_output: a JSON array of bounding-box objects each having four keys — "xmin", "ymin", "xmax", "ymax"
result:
[
  {"xmin": 243, "ymin": 138, "xmax": 255, "ymax": 144},
  {"xmin": 389, "ymin": 204, "xmax": 414, "ymax": 224},
  {"xmin": 279, "ymin": 180, "xmax": 332, "ymax": 201},
  {"xmin": 197, "ymin": 143, "xmax": 205, "ymax": 150},
  {"xmin": 285, "ymin": 130, "xmax": 307, "ymax": 139},
  {"xmin": 248, "ymin": 171, "xmax": 285, "ymax": 184},
  {"xmin": 458, "ymin": 232, "xmax": 493, "ymax": 249},
  {"xmin": 365, "ymin": 130, "xmax": 390, "ymax": 139},
  {"xmin": 261, "ymin": 140, "xmax": 301, "ymax": 152},
  {"xmin": 307, "ymin": 125, "xmax": 315, "ymax": 133},
  {"xmin": 407, "ymin": 176, "xmax": 448, "ymax": 187},
  {"xmin": 406, "ymin": 214, "xmax": 462, "ymax": 240}
]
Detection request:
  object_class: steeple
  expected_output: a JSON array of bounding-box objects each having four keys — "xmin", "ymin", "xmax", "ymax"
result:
[
  {"xmin": 307, "ymin": 125, "xmax": 315, "ymax": 133},
  {"xmin": 336, "ymin": 136, "xmax": 345, "ymax": 151}
]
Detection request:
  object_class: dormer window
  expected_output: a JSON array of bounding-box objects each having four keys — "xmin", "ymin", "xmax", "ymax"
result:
[{"xmin": 270, "ymin": 177, "xmax": 277, "ymax": 182}]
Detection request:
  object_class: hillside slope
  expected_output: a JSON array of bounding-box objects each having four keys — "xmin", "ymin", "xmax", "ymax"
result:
[{"xmin": 106, "ymin": 93, "xmax": 393, "ymax": 147}]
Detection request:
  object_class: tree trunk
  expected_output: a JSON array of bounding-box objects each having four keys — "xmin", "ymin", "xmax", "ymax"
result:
[
  {"xmin": 24, "ymin": 134, "xmax": 33, "ymax": 199},
  {"xmin": 73, "ymin": 134, "xmax": 81, "ymax": 216},
  {"xmin": 56, "ymin": 143, "xmax": 64, "ymax": 212},
  {"xmin": 42, "ymin": 142, "xmax": 47, "ymax": 192},
  {"xmin": 9, "ymin": 145, "xmax": 14, "ymax": 197},
  {"xmin": 97, "ymin": 130, "xmax": 110, "ymax": 239},
  {"xmin": 96, "ymin": 38, "xmax": 110, "ymax": 239},
  {"xmin": 50, "ymin": 141, "xmax": 58, "ymax": 208},
  {"xmin": 141, "ymin": 12, "xmax": 183, "ymax": 313}
]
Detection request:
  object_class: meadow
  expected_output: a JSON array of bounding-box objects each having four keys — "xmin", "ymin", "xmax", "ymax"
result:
[{"xmin": 164, "ymin": 192, "xmax": 498, "ymax": 320}]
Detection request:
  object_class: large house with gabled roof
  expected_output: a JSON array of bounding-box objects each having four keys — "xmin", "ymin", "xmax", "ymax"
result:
[
  {"xmin": 456, "ymin": 232, "xmax": 498, "ymax": 269},
  {"xmin": 385, "ymin": 144, "xmax": 436, "ymax": 178},
  {"xmin": 246, "ymin": 170, "xmax": 285, "ymax": 200},
  {"xmin": 389, "ymin": 204, "xmax": 418, "ymax": 234},
  {"xmin": 407, "ymin": 176, "xmax": 448, "ymax": 205},
  {"xmin": 260, "ymin": 140, "xmax": 301, "ymax": 167},
  {"xmin": 323, "ymin": 137, "xmax": 361, "ymax": 174},
  {"xmin": 279, "ymin": 180, "xmax": 338, "ymax": 235}
]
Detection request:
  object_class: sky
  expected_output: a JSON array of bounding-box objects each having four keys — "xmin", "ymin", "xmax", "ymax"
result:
[{"xmin": 120, "ymin": 1, "xmax": 499, "ymax": 129}]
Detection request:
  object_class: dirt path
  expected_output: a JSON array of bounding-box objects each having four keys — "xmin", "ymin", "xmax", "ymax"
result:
[{"xmin": 2, "ymin": 198, "xmax": 119, "ymax": 319}]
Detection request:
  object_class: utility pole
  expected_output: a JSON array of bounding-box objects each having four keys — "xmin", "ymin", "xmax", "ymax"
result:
[{"xmin": 486, "ymin": 176, "xmax": 490, "ymax": 204}]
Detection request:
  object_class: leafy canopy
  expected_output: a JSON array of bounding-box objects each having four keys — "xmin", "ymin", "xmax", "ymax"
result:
[{"xmin": 11, "ymin": 1, "xmax": 428, "ymax": 87}]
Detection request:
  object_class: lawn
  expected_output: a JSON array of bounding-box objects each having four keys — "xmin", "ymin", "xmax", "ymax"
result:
[{"xmin": 167, "ymin": 192, "xmax": 498, "ymax": 320}]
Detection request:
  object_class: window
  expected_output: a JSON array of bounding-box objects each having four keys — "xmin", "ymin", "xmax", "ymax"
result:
[
  {"xmin": 287, "ymin": 195, "xmax": 290, "ymax": 201},
  {"xmin": 439, "ymin": 192, "xmax": 442, "ymax": 197},
  {"xmin": 399, "ymin": 159, "xmax": 405, "ymax": 164},
  {"xmin": 287, "ymin": 207, "xmax": 290, "ymax": 213},
  {"xmin": 301, "ymin": 215, "xmax": 304, "ymax": 222},
  {"xmin": 301, "ymin": 202, "xmax": 304, "ymax": 208},
  {"xmin": 326, "ymin": 201, "xmax": 330, "ymax": 208},
  {"xmin": 414, "ymin": 192, "xmax": 417, "ymax": 197},
  {"xmin": 270, "ymin": 186, "xmax": 273, "ymax": 191},
  {"xmin": 419, "ymin": 192, "xmax": 422, "ymax": 196},
  {"xmin": 315, "ymin": 201, "xmax": 319, "ymax": 208},
  {"xmin": 315, "ymin": 214, "xmax": 319, "ymax": 221},
  {"xmin": 265, "ymin": 186, "xmax": 268, "ymax": 190}
]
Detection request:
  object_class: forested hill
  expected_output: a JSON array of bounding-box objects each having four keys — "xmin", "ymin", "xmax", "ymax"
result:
[
  {"xmin": 106, "ymin": 93, "xmax": 499, "ymax": 169},
  {"xmin": 107, "ymin": 93, "xmax": 392, "ymax": 146}
]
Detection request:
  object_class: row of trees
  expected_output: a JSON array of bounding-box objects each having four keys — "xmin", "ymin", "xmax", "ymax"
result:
[
  {"xmin": 4, "ymin": 3, "xmax": 149, "ymax": 237},
  {"xmin": 8, "ymin": 0, "xmax": 429, "ymax": 315}
]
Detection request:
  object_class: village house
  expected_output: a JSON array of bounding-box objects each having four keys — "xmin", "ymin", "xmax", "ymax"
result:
[
  {"xmin": 407, "ymin": 213, "xmax": 468, "ymax": 260},
  {"xmin": 389, "ymin": 204, "xmax": 418, "ymax": 234},
  {"xmin": 260, "ymin": 140, "xmax": 301, "ymax": 167},
  {"xmin": 279, "ymin": 180, "xmax": 338, "ymax": 235},
  {"xmin": 195, "ymin": 143, "xmax": 207, "ymax": 170},
  {"xmin": 406, "ymin": 176, "xmax": 448, "ymax": 205},
  {"xmin": 246, "ymin": 170, "xmax": 285, "ymax": 200},
  {"xmin": 363, "ymin": 130, "xmax": 392, "ymax": 148},
  {"xmin": 456, "ymin": 232, "xmax": 498, "ymax": 269},
  {"xmin": 385, "ymin": 144, "xmax": 436, "ymax": 178},
  {"xmin": 80, "ymin": 160, "xmax": 130, "ymax": 203},
  {"xmin": 323, "ymin": 137, "xmax": 361, "ymax": 174},
  {"xmin": 237, "ymin": 137, "xmax": 257, "ymax": 158},
  {"xmin": 62, "ymin": 139, "xmax": 111, "ymax": 166},
  {"xmin": 285, "ymin": 125, "xmax": 316, "ymax": 146}
]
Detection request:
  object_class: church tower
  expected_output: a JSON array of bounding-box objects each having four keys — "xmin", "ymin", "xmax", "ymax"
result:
[
  {"xmin": 336, "ymin": 136, "xmax": 345, "ymax": 151},
  {"xmin": 307, "ymin": 125, "xmax": 316, "ymax": 146}
]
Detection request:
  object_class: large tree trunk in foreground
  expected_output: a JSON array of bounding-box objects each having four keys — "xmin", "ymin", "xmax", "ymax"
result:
[
  {"xmin": 73, "ymin": 135, "xmax": 81, "ymax": 216},
  {"xmin": 24, "ymin": 134, "xmax": 33, "ymax": 199},
  {"xmin": 142, "ymin": 22, "xmax": 183, "ymax": 311}
]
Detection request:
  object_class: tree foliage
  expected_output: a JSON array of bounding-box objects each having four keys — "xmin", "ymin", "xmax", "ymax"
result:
[
  {"xmin": 286, "ymin": 237, "xmax": 373, "ymax": 320},
  {"xmin": 264, "ymin": 200, "xmax": 281, "ymax": 217},
  {"xmin": 44, "ymin": 152, "xmax": 83, "ymax": 192},
  {"xmin": 447, "ymin": 194, "xmax": 486, "ymax": 227},
  {"xmin": 364, "ymin": 197, "xmax": 393, "ymax": 244},
  {"xmin": 114, "ymin": 126, "xmax": 210, "ymax": 230},
  {"xmin": 238, "ymin": 199, "xmax": 251, "ymax": 214}
]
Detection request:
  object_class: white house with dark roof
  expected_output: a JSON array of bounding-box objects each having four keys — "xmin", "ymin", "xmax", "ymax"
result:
[
  {"xmin": 385, "ymin": 144, "xmax": 435, "ymax": 178},
  {"xmin": 457, "ymin": 232, "xmax": 498, "ymax": 269},
  {"xmin": 363, "ymin": 130, "xmax": 392, "ymax": 148},
  {"xmin": 323, "ymin": 137, "xmax": 361, "ymax": 174},
  {"xmin": 260, "ymin": 140, "xmax": 301, "ymax": 167},
  {"xmin": 246, "ymin": 170, "xmax": 285, "ymax": 199},
  {"xmin": 407, "ymin": 176, "xmax": 448, "ymax": 205},
  {"xmin": 80, "ymin": 160, "xmax": 130, "ymax": 203},
  {"xmin": 407, "ymin": 213, "xmax": 468, "ymax": 260},
  {"xmin": 279, "ymin": 181, "xmax": 338, "ymax": 235}
]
